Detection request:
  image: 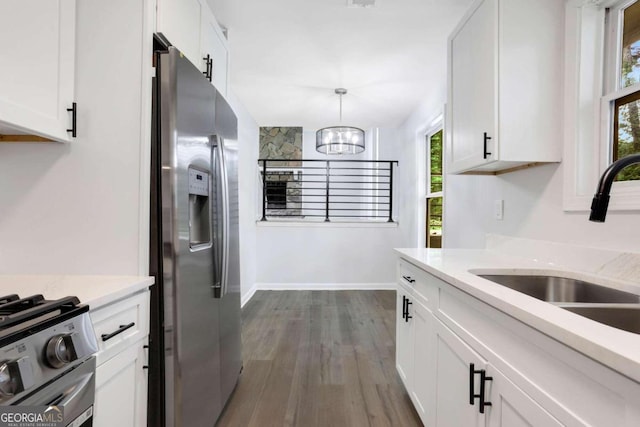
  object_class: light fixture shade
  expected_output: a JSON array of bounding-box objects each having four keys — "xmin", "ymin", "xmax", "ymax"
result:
[{"xmin": 316, "ymin": 126, "xmax": 365, "ymax": 155}]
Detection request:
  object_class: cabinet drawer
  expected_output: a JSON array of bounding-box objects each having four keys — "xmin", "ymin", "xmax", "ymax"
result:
[
  {"xmin": 398, "ymin": 259, "xmax": 438, "ymax": 309},
  {"xmin": 90, "ymin": 291, "xmax": 150, "ymax": 365}
]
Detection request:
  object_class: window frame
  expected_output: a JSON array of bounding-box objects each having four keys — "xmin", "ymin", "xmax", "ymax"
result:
[{"xmin": 563, "ymin": 0, "xmax": 640, "ymax": 211}]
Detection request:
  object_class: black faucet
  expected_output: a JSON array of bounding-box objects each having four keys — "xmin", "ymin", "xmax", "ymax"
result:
[{"xmin": 589, "ymin": 153, "xmax": 640, "ymax": 222}]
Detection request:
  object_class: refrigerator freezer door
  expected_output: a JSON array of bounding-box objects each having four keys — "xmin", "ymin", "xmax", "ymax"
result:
[
  {"xmin": 214, "ymin": 94, "xmax": 243, "ymax": 407},
  {"xmin": 159, "ymin": 47, "xmax": 222, "ymax": 427}
]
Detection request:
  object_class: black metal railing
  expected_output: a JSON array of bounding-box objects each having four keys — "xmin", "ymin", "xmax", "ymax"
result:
[{"xmin": 258, "ymin": 159, "xmax": 398, "ymax": 222}]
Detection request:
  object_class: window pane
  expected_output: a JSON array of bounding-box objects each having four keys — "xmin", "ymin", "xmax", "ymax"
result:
[
  {"xmin": 621, "ymin": 1, "xmax": 640, "ymax": 87},
  {"xmin": 426, "ymin": 197, "xmax": 442, "ymax": 248},
  {"xmin": 614, "ymin": 92, "xmax": 640, "ymax": 181},
  {"xmin": 429, "ymin": 130, "xmax": 443, "ymax": 193}
]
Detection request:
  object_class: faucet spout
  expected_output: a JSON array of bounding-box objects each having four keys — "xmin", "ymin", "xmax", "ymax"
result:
[{"xmin": 590, "ymin": 153, "xmax": 640, "ymax": 222}]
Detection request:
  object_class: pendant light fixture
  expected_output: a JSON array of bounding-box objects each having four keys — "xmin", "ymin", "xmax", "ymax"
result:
[{"xmin": 316, "ymin": 88, "xmax": 365, "ymax": 155}]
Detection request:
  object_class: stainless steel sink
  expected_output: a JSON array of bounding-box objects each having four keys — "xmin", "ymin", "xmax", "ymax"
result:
[
  {"xmin": 560, "ymin": 305, "xmax": 640, "ymax": 335},
  {"xmin": 478, "ymin": 274, "xmax": 640, "ymax": 304}
]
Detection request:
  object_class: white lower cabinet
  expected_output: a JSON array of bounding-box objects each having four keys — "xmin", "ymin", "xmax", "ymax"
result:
[
  {"xmin": 396, "ymin": 286, "xmax": 414, "ymax": 387},
  {"xmin": 94, "ymin": 342, "xmax": 148, "ymax": 427},
  {"xmin": 433, "ymin": 318, "xmax": 562, "ymax": 427},
  {"xmin": 396, "ymin": 258, "xmax": 640, "ymax": 427},
  {"xmin": 91, "ymin": 290, "xmax": 150, "ymax": 427},
  {"xmin": 409, "ymin": 298, "xmax": 432, "ymax": 422},
  {"xmin": 488, "ymin": 368, "xmax": 563, "ymax": 427},
  {"xmin": 433, "ymin": 318, "xmax": 486, "ymax": 427},
  {"xmin": 396, "ymin": 282, "xmax": 434, "ymax": 424}
]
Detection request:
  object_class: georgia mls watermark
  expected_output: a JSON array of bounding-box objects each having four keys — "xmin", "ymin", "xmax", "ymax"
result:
[{"xmin": 0, "ymin": 406, "xmax": 64, "ymax": 427}]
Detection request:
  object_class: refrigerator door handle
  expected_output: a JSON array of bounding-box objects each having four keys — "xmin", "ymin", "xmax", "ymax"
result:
[
  {"xmin": 211, "ymin": 140, "xmax": 223, "ymax": 298},
  {"xmin": 219, "ymin": 137, "xmax": 230, "ymax": 298},
  {"xmin": 212, "ymin": 137, "xmax": 230, "ymax": 299}
]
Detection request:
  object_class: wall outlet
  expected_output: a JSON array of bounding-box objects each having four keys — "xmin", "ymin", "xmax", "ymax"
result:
[{"xmin": 494, "ymin": 199, "xmax": 504, "ymax": 221}]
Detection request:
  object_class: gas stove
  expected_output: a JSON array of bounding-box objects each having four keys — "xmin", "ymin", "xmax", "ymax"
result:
[{"xmin": 0, "ymin": 293, "xmax": 97, "ymax": 422}]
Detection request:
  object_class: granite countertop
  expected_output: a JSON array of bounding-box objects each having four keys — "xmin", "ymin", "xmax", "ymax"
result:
[
  {"xmin": 0, "ymin": 275, "xmax": 154, "ymax": 310},
  {"xmin": 395, "ymin": 247, "xmax": 640, "ymax": 383}
]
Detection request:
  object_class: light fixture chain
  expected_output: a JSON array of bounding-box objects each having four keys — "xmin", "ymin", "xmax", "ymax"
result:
[{"xmin": 339, "ymin": 93, "xmax": 343, "ymax": 123}]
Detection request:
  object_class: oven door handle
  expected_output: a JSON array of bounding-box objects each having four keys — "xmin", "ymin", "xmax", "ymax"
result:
[{"xmin": 46, "ymin": 372, "xmax": 93, "ymax": 408}]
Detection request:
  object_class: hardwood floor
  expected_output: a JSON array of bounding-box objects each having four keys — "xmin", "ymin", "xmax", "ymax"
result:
[{"xmin": 217, "ymin": 290, "xmax": 422, "ymax": 427}]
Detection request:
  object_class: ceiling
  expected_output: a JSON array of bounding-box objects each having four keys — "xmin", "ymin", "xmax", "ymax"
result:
[{"xmin": 207, "ymin": 0, "xmax": 473, "ymax": 130}]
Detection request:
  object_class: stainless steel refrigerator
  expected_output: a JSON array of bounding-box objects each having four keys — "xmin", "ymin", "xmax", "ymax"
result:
[{"xmin": 148, "ymin": 44, "xmax": 242, "ymax": 427}]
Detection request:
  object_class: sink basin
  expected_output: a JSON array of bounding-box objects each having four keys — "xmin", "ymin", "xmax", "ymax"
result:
[
  {"xmin": 561, "ymin": 305, "xmax": 640, "ymax": 334},
  {"xmin": 478, "ymin": 274, "xmax": 640, "ymax": 304}
]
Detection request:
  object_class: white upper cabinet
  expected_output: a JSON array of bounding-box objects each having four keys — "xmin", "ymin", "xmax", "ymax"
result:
[
  {"xmin": 200, "ymin": 6, "xmax": 229, "ymax": 96},
  {"xmin": 157, "ymin": 0, "xmax": 203, "ymax": 68},
  {"xmin": 446, "ymin": 0, "xmax": 563, "ymax": 174},
  {"xmin": 157, "ymin": 0, "xmax": 229, "ymax": 96},
  {"xmin": 0, "ymin": 0, "xmax": 76, "ymax": 142}
]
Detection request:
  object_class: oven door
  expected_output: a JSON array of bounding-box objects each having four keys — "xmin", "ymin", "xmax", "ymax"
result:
[{"xmin": 17, "ymin": 357, "xmax": 95, "ymax": 427}]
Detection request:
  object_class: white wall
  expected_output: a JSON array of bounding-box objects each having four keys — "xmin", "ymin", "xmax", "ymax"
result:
[
  {"xmin": 444, "ymin": 163, "xmax": 640, "ymax": 252},
  {"xmin": 227, "ymin": 91, "xmax": 259, "ymax": 299},
  {"xmin": 254, "ymin": 128, "xmax": 404, "ymax": 285},
  {"xmin": 256, "ymin": 224, "xmax": 401, "ymax": 284},
  {"xmin": 0, "ymin": 0, "xmax": 150, "ymax": 274},
  {"xmin": 397, "ymin": 100, "xmax": 640, "ymax": 255}
]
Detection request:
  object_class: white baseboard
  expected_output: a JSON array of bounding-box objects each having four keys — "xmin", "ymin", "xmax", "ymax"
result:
[
  {"xmin": 254, "ymin": 282, "xmax": 397, "ymax": 291},
  {"xmin": 240, "ymin": 284, "xmax": 258, "ymax": 308}
]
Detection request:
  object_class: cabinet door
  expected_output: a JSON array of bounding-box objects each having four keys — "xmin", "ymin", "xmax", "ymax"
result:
[
  {"xmin": 200, "ymin": 6, "xmax": 229, "ymax": 96},
  {"xmin": 411, "ymin": 299, "xmax": 435, "ymax": 426},
  {"xmin": 396, "ymin": 288, "xmax": 414, "ymax": 390},
  {"xmin": 448, "ymin": 0, "xmax": 496, "ymax": 172},
  {"xmin": 488, "ymin": 368, "xmax": 563, "ymax": 427},
  {"xmin": 157, "ymin": 0, "xmax": 202, "ymax": 67},
  {"xmin": 94, "ymin": 343, "xmax": 148, "ymax": 427},
  {"xmin": 0, "ymin": 0, "xmax": 75, "ymax": 142},
  {"xmin": 434, "ymin": 319, "xmax": 487, "ymax": 427}
]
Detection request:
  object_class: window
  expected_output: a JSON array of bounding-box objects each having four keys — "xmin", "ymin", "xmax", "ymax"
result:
[
  {"xmin": 606, "ymin": 0, "xmax": 640, "ymax": 181},
  {"xmin": 564, "ymin": 0, "xmax": 640, "ymax": 211},
  {"xmin": 426, "ymin": 129, "xmax": 443, "ymax": 248}
]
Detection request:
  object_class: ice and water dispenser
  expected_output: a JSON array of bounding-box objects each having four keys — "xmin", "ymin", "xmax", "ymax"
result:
[{"xmin": 188, "ymin": 167, "xmax": 211, "ymax": 249}]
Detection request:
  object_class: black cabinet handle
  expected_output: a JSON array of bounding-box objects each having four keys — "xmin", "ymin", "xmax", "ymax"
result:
[
  {"xmin": 469, "ymin": 363, "xmax": 475, "ymax": 405},
  {"xmin": 101, "ymin": 322, "xmax": 135, "ymax": 342},
  {"xmin": 405, "ymin": 299, "xmax": 412, "ymax": 322},
  {"xmin": 469, "ymin": 363, "xmax": 493, "ymax": 413},
  {"xmin": 66, "ymin": 102, "xmax": 77, "ymax": 137},
  {"xmin": 203, "ymin": 54, "xmax": 211, "ymax": 80},
  {"xmin": 402, "ymin": 295, "xmax": 407, "ymax": 320},
  {"xmin": 402, "ymin": 275, "xmax": 415, "ymax": 284},
  {"xmin": 483, "ymin": 132, "xmax": 492, "ymax": 159},
  {"xmin": 203, "ymin": 54, "xmax": 213, "ymax": 81}
]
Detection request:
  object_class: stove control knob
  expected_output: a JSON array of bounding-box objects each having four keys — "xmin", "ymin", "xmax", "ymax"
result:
[
  {"xmin": 46, "ymin": 334, "xmax": 78, "ymax": 369},
  {"xmin": 0, "ymin": 357, "xmax": 34, "ymax": 397}
]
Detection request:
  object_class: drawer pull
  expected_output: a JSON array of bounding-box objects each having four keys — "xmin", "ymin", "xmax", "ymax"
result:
[
  {"xmin": 402, "ymin": 275, "xmax": 415, "ymax": 283},
  {"xmin": 101, "ymin": 322, "xmax": 135, "ymax": 342}
]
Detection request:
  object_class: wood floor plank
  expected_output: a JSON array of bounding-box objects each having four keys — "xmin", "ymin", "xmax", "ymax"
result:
[{"xmin": 216, "ymin": 290, "xmax": 422, "ymax": 427}]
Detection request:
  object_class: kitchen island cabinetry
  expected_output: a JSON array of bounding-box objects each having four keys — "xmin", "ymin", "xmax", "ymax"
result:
[
  {"xmin": 156, "ymin": 0, "xmax": 228, "ymax": 95},
  {"xmin": 396, "ymin": 256, "xmax": 640, "ymax": 426},
  {"xmin": 0, "ymin": 0, "xmax": 76, "ymax": 142},
  {"xmin": 446, "ymin": 0, "xmax": 563, "ymax": 174},
  {"xmin": 91, "ymin": 289, "xmax": 150, "ymax": 427}
]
